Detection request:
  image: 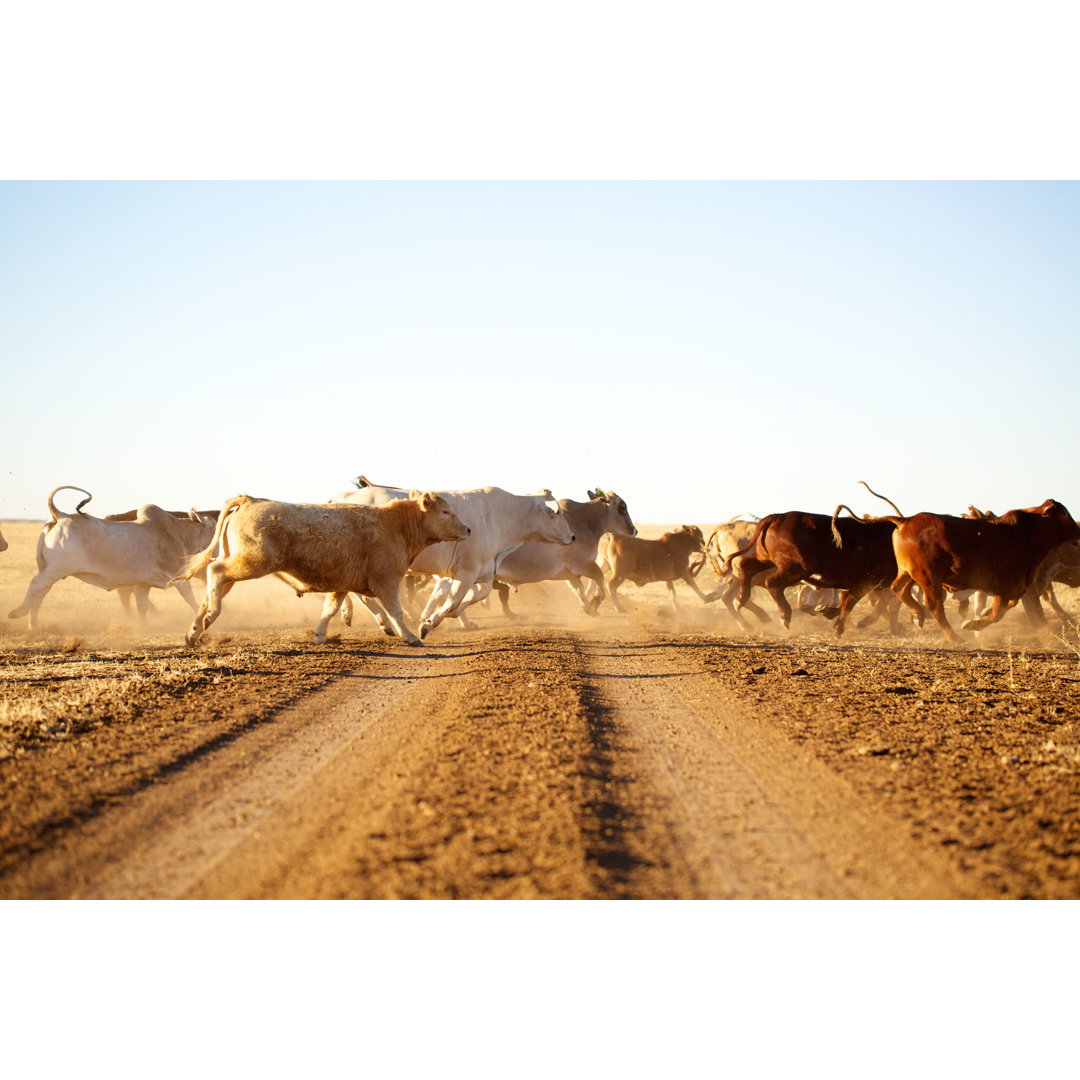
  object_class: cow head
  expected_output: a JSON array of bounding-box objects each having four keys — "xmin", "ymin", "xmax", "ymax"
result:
[
  {"xmin": 412, "ymin": 491, "xmax": 470, "ymax": 542},
  {"xmin": 591, "ymin": 488, "xmax": 637, "ymax": 536},
  {"xmin": 674, "ymin": 525, "xmax": 707, "ymax": 575},
  {"xmin": 1031, "ymin": 499, "xmax": 1080, "ymax": 543},
  {"xmin": 527, "ymin": 499, "xmax": 575, "ymax": 546}
]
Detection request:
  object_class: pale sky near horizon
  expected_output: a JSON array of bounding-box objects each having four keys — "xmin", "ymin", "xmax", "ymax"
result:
[{"xmin": 3, "ymin": 180, "xmax": 1078, "ymax": 525}]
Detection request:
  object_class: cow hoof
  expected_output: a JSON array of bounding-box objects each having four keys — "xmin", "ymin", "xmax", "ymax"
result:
[{"xmin": 419, "ymin": 622, "xmax": 431, "ymax": 640}]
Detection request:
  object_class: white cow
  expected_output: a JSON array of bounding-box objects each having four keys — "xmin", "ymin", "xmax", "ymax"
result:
[
  {"xmin": 703, "ymin": 516, "xmax": 772, "ymax": 624},
  {"xmin": 330, "ymin": 478, "xmax": 575, "ymax": 638},
  {"xmin": 7, "ymin": 486, "xmax": 217, "ymax": 630},
  {"xmin": 493, "ymin": 489, "xmax": 637, "ymax": 618}
]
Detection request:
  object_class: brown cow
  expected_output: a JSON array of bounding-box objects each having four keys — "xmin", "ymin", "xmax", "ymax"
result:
[
  {"xmin": 174, "ymin": 492, "xmax": 470, "ymax": 647},
  {"xmin": 879, "ymin": 499, "xmax": 1080, "ymax": 643},
  {"xmin": 719, "ymin": 511, "xmax": 899, "ymax": 636},
  {"xmin": 598, "ymin": 525, "xmax": 708, "ymax": 612}
]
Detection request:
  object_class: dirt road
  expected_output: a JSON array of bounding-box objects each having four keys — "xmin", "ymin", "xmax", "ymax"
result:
[{"xmin": 4, "ymin": 597, "xmax": 1078, "ymax": 899}]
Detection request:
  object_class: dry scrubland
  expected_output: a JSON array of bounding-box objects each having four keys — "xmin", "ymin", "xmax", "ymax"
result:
[{"xmin": 2, "ymin": 519, "xmax": 1080, "ymax": 899}]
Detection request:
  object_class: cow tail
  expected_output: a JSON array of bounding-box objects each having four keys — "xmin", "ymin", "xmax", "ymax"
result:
[
  {"xmin": 46, "ymin": 485, "xmax": 93, "ymax": 523},
  {"xmin": 859, "ymin": 480, "xmax": 903, "ymax": 518},
  {"xmin": 832, "ymin": 503, "xmax": 903, "ymax": 547},
  {"xmin": 831, "ymin": 504, "xmax": 860, "ymax": 548},
  {"xmin": 173, "ymin": 494, "xmax": 248, "ymax": 582},
  {"xmin": 720, "ymin": 516, "xmax": 772, "ymax": 577},
  {"xmin": 704, "ymin": 526, "xmax": 725, "ymax": 577}
]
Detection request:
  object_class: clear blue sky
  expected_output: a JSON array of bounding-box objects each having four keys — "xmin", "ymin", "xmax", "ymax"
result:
[{"xmin": 3, "ymin": 181, "xmax": 1078, "ymax": 524}]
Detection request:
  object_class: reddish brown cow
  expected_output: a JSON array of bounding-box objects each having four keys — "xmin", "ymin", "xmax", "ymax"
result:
[
  {"xmin": 598, "ymin": 526, "xmax": 707, "ymax": 612},
  {"xmin": 720, "ymin": 511, "xmax": 899, "ymax": 636},
  {"xmin": 880, "ymin": 499, "xmax": 1080, "ymax": 643}
]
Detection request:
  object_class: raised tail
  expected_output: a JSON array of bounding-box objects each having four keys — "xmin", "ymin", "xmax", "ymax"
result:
[
  {"xmin": 832, "ymin": 501, "xmax": 904, "ymax": 547},
  {"xmin": 46, "ymin": 485, "xmax": 93, "ymax": 522},
  {"xmin": 859, "ymin": 480, "xmax": 903, "ymax": 517},
  {"xmin": 170, "ymin": 494, "xmax": 249, "ymax": 583}
]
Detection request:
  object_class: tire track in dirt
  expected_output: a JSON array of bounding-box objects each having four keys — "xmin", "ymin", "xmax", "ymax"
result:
[
  {"xmin": 570, "ymin": 635, "xmax": 973, "ymax": 898},
  {"xmin": 3, "ymin": 652, "xmax": 439, "ymax": 898}
]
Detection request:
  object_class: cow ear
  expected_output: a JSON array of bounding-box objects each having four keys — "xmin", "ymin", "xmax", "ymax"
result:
[
  {"xmin": 587, "ymin": 490, "xmax": 597, "ymax": 500},
  {"xmin": 419, "ymin": 491, "xmax": 437, "ymax": 511},
  {"xmin": 410, "ymin": 489, "xmax": 422, "ymax": 500}
]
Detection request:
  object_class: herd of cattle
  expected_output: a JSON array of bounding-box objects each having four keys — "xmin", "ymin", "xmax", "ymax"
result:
[{"xmin": 3, "ymin": 479, "xmax": 1080, "ymax": 648}]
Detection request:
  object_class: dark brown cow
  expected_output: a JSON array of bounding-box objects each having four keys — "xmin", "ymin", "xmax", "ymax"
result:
[
  {"xmin": 879, "ymin": 499, "xmax": 1080, "ymax": 643},
  {"xmin": 720, "ymin": 511, "xmax": 899, "ymax": 636},
  {"xmin": 598, "ymin": 525, "xmax": 708, "ymax": 612}
]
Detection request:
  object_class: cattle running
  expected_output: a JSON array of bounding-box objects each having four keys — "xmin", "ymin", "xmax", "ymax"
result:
[{"xmin": 174, "ymin": 492, "xmax": 470, "ymax": 647}]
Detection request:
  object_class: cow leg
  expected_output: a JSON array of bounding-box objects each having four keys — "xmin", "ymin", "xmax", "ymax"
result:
[
  {"xmin": 1045, "ymin": 584, "xmax": 1071, "ymax": 622},
  {"xmin": 679, "ymin": 571, "xmax": 711, "ymax": 604},
  {"xmin": 762, "ymin": 576, "xmax": 795, "ymax": 629},
  {"xmin": 891, "ymin": 573, "xmax": 925, "ymax": 629},
  {"xmin": 450, "ymin": 580, "xmax": 491, "ymax": 629},
  {"xmin": 607, "ymin": 576, "xmax": 627, "ymax": 613},
  {"xmin": 666, "ymin": 581, "xmax": 681, "ymax": 610},
  {"xmin": 916, "ymin": 580, "xmax": 960, "ymax": 644},
  {"xmin": 733, "ymin": 558, "xmax": 772, "ymax": 615},
  {"xmin": 313, "ymin": 592, "xmax": 347, "ymax": 644},
  {"xmin": 134, "ymin": 586, "xmax": 153, "ymax": 624},
  {"xmin": 1019, "ymin": 587, "xmax": 1048, "ymax": 629},
  {"xmin": 963, "ymin": 595, "xmax": 1021, "ymax": 633},
  {"xmin": 8, "ymin": 569, "xmax": 66, "ymax": 631},
  {"xmin": 420, "ymin": 578, "xmax": 476, "ymax": 639},
  {"xmin": 186, "ymin": 561, "xmax": 236, "ymax": 646},
  {"xmin": 419, "ymin": 578, "xmax": 454, "ymax": 624},
  {"xmin": 171, "ymin": 579, "xmax": 200, "ymax": 614},
  {"xmin": 354, "ymin": 595, "xmax": 396, "ymax": 636},
  {"xmin": 714, "ymin": 580, "xmax": 749, "ymax": 626},
  {"xmin": 368, "ymin": 585, "xmax": 422, "ymax": 646},
  {"xmin": 578, "ymin": 562, "xmax": 606, "ymax": 614},
  {"xmin": 117, "ymin": 586, "xmax": 135, "ymax": 619},
  {"xmin": 495, "ymin": 581, "xmax": 517, "ymax": 619},
  {"xmin": 833, "ymin": 584, "xmax": 874, "ymax": 638},
  {"xmin": 341, "ymin": 594, "xmax": 354, "ymax": 626},
  {"xmin": 760, "ymin": 564, "xmax": 801, "ymax": 629}
]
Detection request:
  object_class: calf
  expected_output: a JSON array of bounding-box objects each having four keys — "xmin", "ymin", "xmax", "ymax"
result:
[
  {"xmin": 599, "ymin": 526, "xmax": 708, "ymax": 612},
  {"xmin": 175, "ymin": 492, "xmax": 470, "ymax": 647},
  {"xmin": 882, "ymin": 499, "xmax": 1080, "ymax": 643}
]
